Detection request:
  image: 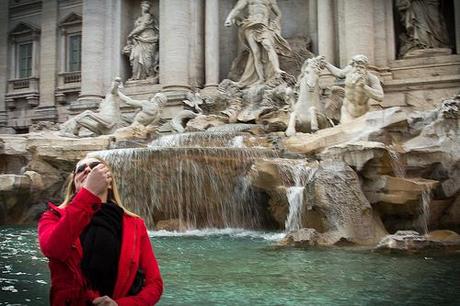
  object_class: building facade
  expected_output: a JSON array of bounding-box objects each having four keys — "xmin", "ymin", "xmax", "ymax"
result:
[{"xmin": 0, "ymin": 0, "xmax": 459, "ymax": 134}]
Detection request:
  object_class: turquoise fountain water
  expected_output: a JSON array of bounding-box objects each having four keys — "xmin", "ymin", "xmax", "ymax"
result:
[{"xmin": 1, "ymin": 226, "xmax": 460, "ymax": 305}]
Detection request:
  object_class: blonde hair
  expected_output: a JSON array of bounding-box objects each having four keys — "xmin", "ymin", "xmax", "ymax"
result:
[{"xmin": 60, "ymin": 158, "xmax": 138, "ymax": 217}]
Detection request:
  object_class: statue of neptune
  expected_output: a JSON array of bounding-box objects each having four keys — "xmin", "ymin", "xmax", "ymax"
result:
[{"xmin": 225, "ymin": 0, "xmax": 291, "ymax": 88}]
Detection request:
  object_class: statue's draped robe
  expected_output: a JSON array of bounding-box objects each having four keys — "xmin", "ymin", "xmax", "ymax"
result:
[
  {"xmin": 129, "ymin": 14, "xmax": 159, "ymax": 79},
  {"xmin": 230, "ymin": 17, "xmax": 291, "ymax": 88},
  {"xmin": 398, "ymin": 0, "xmax": 450, "ymax": 56}
]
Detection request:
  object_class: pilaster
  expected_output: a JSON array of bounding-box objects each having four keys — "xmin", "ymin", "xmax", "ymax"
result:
[
  {"xmin": 75, "ymin": 0, "xmax": 107, "ymax": 112},
  {"xmin": 0, "ymin": 1, "xmax": 9, "ymax": 128},
  {"xmin": 189, "ymin": 0, "xmax": 205, "ymax": 89},
  {"xmin": 338, "ymin": 0, "xmax": 375, "ymax": 65},
  {"xmin": 35, "ymin": 0, "xmax": 58, "ymax": 121},
  {"xmin": 159, "ymin": 0, "xmax": 191, "ymax": 92},
  {"xmin": 317, "ymin": 0, "xmax": 335, "ymax": 64},
  {"xmin": 308, "ymin": 0, "xmax": 318, "ymax": 55},
  {"xmin": 455, "ymin": 0, "xmax": 460, "ymax": 54},
  {"xmin": 204, "ymin": 0, "xmax": 220, "ymax": 90}
]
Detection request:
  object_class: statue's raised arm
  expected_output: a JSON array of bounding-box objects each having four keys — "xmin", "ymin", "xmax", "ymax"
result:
[
  {"xmin": 324, "ymin": 55, "xmax": 385, "ymax": 123},
  {"xmin": 225, "ymin": 0, "xmax": 247, "ymax": 27},
  {"xmin": 118, "ymin": 90, "xmax": 144, "ymax": 108}
]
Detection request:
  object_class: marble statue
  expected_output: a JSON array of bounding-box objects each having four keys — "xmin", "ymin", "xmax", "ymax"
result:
[
  {"xmin": 286, "ymin": 56, "xmax": 327, "ymax": 136},
  {"xmin": 123, "ymin": 1, "xmax": 159, "ymax": 81},
  {"xmin": 225, "ymin": 0, "xmax": 291, "ymax": 88},
  {"xmin": 59, "ymin": 78, "xmax": 123, "ymax": 137},
  {"xmin": 170, "ymin": 92, "xmax": 205, "ymax": 133},
  {"xmin": 396, "ymin": 0, "xmax": 450, "ymax": 57},
  {"xmin": 323, "ymin": 55, "xmax": 384, "ymax": 123},
  {"xmin": 118, "ymin": 91, "xmax": 167, "ymax": 128}
]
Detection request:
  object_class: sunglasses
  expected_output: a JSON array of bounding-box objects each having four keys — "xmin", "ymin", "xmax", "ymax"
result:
[{"xmin": 75, "ymin": 161, "xmax": 101, "ymax": 174}]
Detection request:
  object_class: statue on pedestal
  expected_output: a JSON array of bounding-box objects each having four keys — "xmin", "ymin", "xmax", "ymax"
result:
[
  {"xmin": 225, "ymin": 0, "xmax": 291, "ymax": 88},
  {"xmin": 396, "ymin": 0, "xmax": 450, "ymax": 57},
  {"xmin": 123, "ymin": 1, "xmax": 159, "ymax": 81},
  {"xmin": 323, "ymin": 55, "xmax": 384, "ymax": 123},
  {"xmin": 59, "ymin": 78, "xmax": 124, "ymax": 137}
]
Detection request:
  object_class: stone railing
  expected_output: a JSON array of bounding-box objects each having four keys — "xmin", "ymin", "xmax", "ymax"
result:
[
  {"xmin": 57, "ymin": 71, "xmax": 81, "ymax": 89},
  {"xmin": 8, "ymin": 77, "xmax": 39, "ymax": 93},
  {"xmin": 62, "ymin": 71, "xmax": 81, "ymax": 84},
  {"xmin": 12, "ymin": 79, "xmax": 29, "ymax": 89},
  {"xmin": 55, "ymin": 71, "xmax": 81, "ymax": 105}
]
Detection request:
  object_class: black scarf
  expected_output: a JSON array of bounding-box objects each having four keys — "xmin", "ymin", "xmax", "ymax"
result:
[{"xmin": 80, "ymin": 202, "xmax": 123, "ymax": 297}]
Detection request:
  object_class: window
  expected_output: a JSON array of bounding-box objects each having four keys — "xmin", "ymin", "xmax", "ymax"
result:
[
  {"xmin": 9, "ymin": 22, "xmax": 40, "ymax": 80},
  {"xmin": 68, "ymin": 33, "xmax": 81, "ymax": 72},
  {"xmin": 18, "ymin": 42, "xmax": 33, "ymax": 78}
]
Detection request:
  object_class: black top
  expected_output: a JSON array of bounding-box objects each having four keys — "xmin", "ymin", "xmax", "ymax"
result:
[{"xmin": 80, "ymin": 202, "xmax": 123, "ymax": 297}]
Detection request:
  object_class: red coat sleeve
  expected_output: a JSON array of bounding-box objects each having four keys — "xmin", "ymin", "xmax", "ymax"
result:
[
  {"xmin": 116, "ymin": 221, "xmax": 163, "ymax": 306},
  {"xmin": 38, "ymin": 188, "xmax": 102, "ymax": 261}
]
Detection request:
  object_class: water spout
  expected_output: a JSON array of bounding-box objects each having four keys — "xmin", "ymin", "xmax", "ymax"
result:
[{"xmin": 278, "ymin": 161, "xmax": 317, "ymax": 232}]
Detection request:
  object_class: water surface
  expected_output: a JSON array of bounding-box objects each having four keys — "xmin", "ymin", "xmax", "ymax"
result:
[{"xmin": 1, "ymin": 226, "xmax": 459, "ymax": 305}]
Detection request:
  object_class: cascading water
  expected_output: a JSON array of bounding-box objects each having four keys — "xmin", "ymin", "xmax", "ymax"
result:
[
  {"xmin": 387, "ymin": 147, "xmax": 406, "ymax": 177},
  {"xmin": 285, "ymin": 187, "xmax": 304, "ymax": 232},
  {"xmin": 93, "ymin": 146, "xmax": 277, "ymax": 230},
  {"xmin": 278, "ymin": 161, "xmax": 317, "ymax": 232},
  {"xmin": 417, "ymin": 187, "xmax": 432, "ymax": 235},
  {"xmin": 149, "ymin": 132, "xmax": 239, "ymax": 148},
  {"xmin": 228, "ymin": 135, "xmax": 246, "ymax": 148}
]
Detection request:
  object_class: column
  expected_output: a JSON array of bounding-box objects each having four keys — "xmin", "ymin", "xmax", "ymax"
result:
[
  {"xmin": 317, "ymin": 0, "xmax": 335, "ymax": 64},
  {"xmin": 338, "ymin": 0, "xmax": 375, "ymax": 65},
  {"xmin": 189, "ymin": 0, "xmax": 205, "ymax": 89},
  {"xmin": 308, "ymin": 0, "xmax": 318, "ymax": 55},
  {"xmin": 204, "ymin": 0, "xmax": 219, "ymax": 89},
  {"xmin": 384, "ymin": 0, "xmax": 396, "ymax": 62},
  {"xmin": 455, "ymin": 0, "xmax": 460, "ymax": 54},
  {"xmin": 159, "ymin": 0, "xmax": 191, "ymax": 92},
  {"xmin": 0, "ymin": 1, "xmax": 10, "ymax": 131},
  {"xmin": 75, "ymin": 0, "xmax": 107, "ymax": 110},
  {"xmin": 103, "ymin": 0, "xmax": 123, "ymax": 91},
  {"xmin": 35, "ymin": 0, "xmax": 58, "ymax": 121}
]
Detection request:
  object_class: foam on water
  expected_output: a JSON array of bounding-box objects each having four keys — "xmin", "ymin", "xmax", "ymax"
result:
[{"xmin": 149, "ymin": 228, "xmax": 286, "ymax": 241}]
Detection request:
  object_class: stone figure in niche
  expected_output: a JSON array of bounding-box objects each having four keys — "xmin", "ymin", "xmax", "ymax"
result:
[
  {"xmin": 323, "ymin": 55, "xmax": 384, "ymax": 124},
  {"xmin": 396, "ymin": 0, "xmax": 450, "ymax": 57},
  {"xmin": 59, "ymin": 78, "xmax": 124, "ymax": 137},
  {"xmin": 123, "ymin": 1, "xmax": 159, "ymax": 81},
  {"xmin": 225, "ymin": 0, "xmax": 291, "ymax": 88}
]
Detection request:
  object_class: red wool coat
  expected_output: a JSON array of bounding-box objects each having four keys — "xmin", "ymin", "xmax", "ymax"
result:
[{"xmin": 38, "ymin": 188, "xmax": 163, "ymax": 305}]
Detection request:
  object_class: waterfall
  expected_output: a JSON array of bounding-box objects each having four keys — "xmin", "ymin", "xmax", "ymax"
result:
[
  {"xmin": 93, "ymin": 147, "xmax": 276, "ymax": 230},
  {"xmin": 285, "ymin": 187, "xmax": 304, "ymax": 232},
  {"xmin": 417, "ymin": 187, "xmax": 432, "ymax": 235},
  {"xmin": 387, "ymin": 147, "xmax": 406, "ymax": 178},
  {"xmin": 228, "ymin": 135, "xmax": 246, "ymax": 148},
  {"xmin": 278, "ymin": 161, "xmax": 317, "ymax": 232},
  {"xmin": 149, "ymin": 132, "xmax": 239, "ymax": 148}
]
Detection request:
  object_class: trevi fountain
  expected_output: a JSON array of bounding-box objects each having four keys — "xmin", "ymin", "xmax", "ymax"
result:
[{"xmin": 0, "ymin": 0, "xmax": 459, "ymax": 305}]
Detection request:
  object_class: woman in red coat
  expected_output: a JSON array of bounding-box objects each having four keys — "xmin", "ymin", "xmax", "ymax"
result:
[{"xmin": 38, "ymin": 157, "xmax": 163, "ymax": 305}]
